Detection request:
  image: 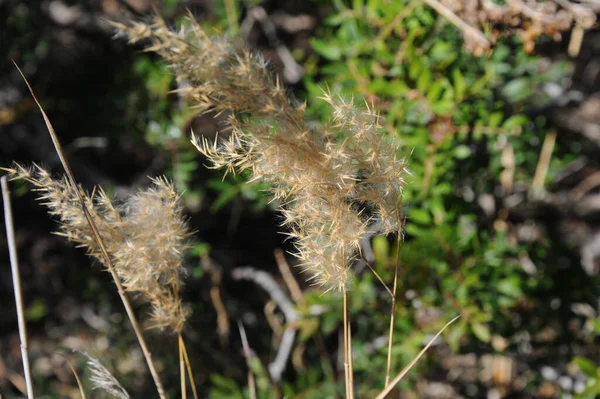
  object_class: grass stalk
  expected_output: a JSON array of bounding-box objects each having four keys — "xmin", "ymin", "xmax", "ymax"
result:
[
  {"xmin": 342, "ymin": 287, "xmax": 354, "ymax": 399},
  {"xmin": 13, "ymin": 61, "xmax": 167, "ymax": 399},
  {"xmin": 179, "ymin": 334, "xmax": 199, "ymax": 399},
  {"xmin": 179, "ymin": 336, "xmax": 186, "ymax": 399},
  {"xmin": 375, "ymin": 315, "xmax": 461, "ymax": 399},
  {"xmin": 385, "ymin": 237, "xmax": 401, "ymax": 386},
  {"xmin": 348, "ymin": 317, "xmax": 354, "ymax": 398},
  {"xmin": 55, "ymin": 353, "xmax": 87, "ymax": 399},
  {"xmin": 2, "ymin": 177, "xmax": 35, "ymax": 399}
]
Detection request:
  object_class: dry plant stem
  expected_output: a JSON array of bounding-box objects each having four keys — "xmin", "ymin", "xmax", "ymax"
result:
[
  {"xmin": 273, "ymin": 250, "xmax": 336, "ymax": 386},
  {"xmin": 385, "ymin": 238, "xmax": 401, "ymax": 386},
  {"xmin": 203, "ymin": 255, "xmax": 230, "ymax": 346},
  {"xmin": 531, "ymin": 130, "xmax": 557, "ymax": 193},
  {"xmin": 348, "ymin": 318, "xmax": 354, "ymax": 397},
  {"xmin": 422, "ymin": 0, "xmax": 490, "ymax": 49},
  {"xmin": 357, "ymin": 246, "xmax": 398, "ymax": 386},
  {"xmin": 13, "ymin": 62, "xmax": 167, "ymax": 399},
  {"xmin": 274, "ymin": 249, "xmax": 304, "ymax": 305},
  {"xmin": 375, "ymin": 315, "xmax": 461, "ymax": 399},
  {"xmin": 568, "ymin": 24, "xmax": 584, "ymax": 57},
  {"xmin": 179, "ymin": 337, "xmax": 186, "ymax": 399},
  {"xmin": 342, "ymin": 287, "xmax": 354, "ymax": 399},
  {"xmin": 238, "ymin": 321, "xmax": 257, "ymax": 399},
  {"xmin": 55, "ymin": 353, "xmax": 87, "ymax": 399},
  {"xmin": 362, "ymin": 258, "xmax": 393, "ymax": 298},
  {"xmin": 573, "ymin": 171, "xmax": 600, "ymax": 199},
  {"xmin": 2, "ymin": 177, "xmax": 35, "ymax": 399},
  {"xmin": 231, "ymin": 266, "xmax": 298, "ymax": 381},
  {"xmin": 179, "ymin": 335, "xmax": 199, "ymax": 399}
]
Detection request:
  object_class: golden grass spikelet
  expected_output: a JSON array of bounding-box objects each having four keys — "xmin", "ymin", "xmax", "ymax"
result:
[
  {"xmin": 3, "ymin": 164, "xmax": 191, "ymax": 333},
  {"xmin": 116, "ymin": 16, "xmax": 407, "ymax": 292}
]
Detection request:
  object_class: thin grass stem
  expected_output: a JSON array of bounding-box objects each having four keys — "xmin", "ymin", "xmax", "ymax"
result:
[
  {"xmin": 342, "ymin": 287, "xmax": 354, "ymax": 399},
  {"xmin": 2, "ymin": 177, "xmax": 35, "ymax": 399},
  {"xmin": 55, "ymin": 353, "xmax": 86, "ymax": 399},
  {"xmin": 179, "ymin": 335, "xmax": 186, "ymax": 399},
  {"xmin": 348, "ymin": 318, "xmax": 354, "ymax": 399},
  {"xmin": 180, "ymin": 334, "xmax": 199, "ymax": 399},
  {"xmin": 375, "ymin": 315, "xmax": 461, "ymax": 399},
  {"xmin": 362, "ymin": 257, "xmax": 393, "ymax": 298},
  {"xmin": 385, "ymin": 237, "xmax": 401, "ymax": 386},
  {"xmin": 13, "ymin": 61, "xmax": 167, "ymax": 399}
]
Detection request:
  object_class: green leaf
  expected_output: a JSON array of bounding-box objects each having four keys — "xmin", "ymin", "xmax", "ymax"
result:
[
  {"xmin": 190, "ymin": 242, "xmax": 211, "ymax": 257},
  {"xmin": 488, "ymin": 112, "xmax": 503, "ymax": 128},
  {"xmin": 591, "ymin": 318, "xmax": 600, "ymax": 335},
  {"xmin": 25, "ymin": 299, "xmax": 48, "ymax": 322},
  {"xmin": 426, "ymin": 80, "xmax": 446, "ymax": 103},
  {"xmin": 471, "ymin": 321, "xmax": 491, "ymax": 343},
  {"xmin": 574, "ymin": 357, "xmax": 598, "ymax": 376},
  {"xmin": 452, "ymin": 68, "xmax": 466, "ymax": 100},
  {"xmin": 417, "ymin": 69, "xmax": 432, "ymax": 92},
  {"xmin": 210, "ymin": 186, "xmax": 240, "ymax": 211},
  {"xmin": 496, "ymin": 277, "xmax": 523, "ymax": 298},
  {"xmin": 502, "ymin": 114, "xmax": 529, "ymax": 130},
  {"xmin": 310, "ymin": 38, "xmax": 342, "ymax": 61},
  {"xmin": 502, "ymin": 77, "xmax": 533, "ymax": 102},
  {"xmin": 209, "ymin": 374, "xmax": 244, "ymax": 398},
  {"xmin": 409, "ymin": 208, "xmax": 432, "ymax": 224},
  {"xmin": 454, "ymin": 145, "xmax": 472, "ymax": 159},
  {"xmin": 430, "ymin": 100, "xmax": 454, "ymax": 115}
]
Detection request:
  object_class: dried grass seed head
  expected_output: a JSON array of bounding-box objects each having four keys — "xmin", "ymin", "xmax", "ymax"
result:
[
  {"xmin": 3, "ymin": 164, "xmax": 191, "ymax": 333},
  {"xmin": 117, "ymin": 16, "xmax": 407, "ymax": 292}
]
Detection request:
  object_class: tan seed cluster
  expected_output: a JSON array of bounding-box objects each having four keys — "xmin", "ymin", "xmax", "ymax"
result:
[
  {"xmin": 4, "ymin": 164, "xmax": 191, "ymax": 333},
  {"xmin": 117, "ymin": 17, "xmax": 407, "ymax": 292}
]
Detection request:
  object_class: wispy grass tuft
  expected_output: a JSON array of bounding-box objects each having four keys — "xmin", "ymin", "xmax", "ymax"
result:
[
  {"xmin": 115, "ymin": 16, "xmax": 407, "ymax": 293},
  {"xmin": 3, "ymin": 163, "xmax": 192, "ymax": 333},
  {"xmin": 78, "ymin": 351, "xmax": 130, "ymax": 399}
]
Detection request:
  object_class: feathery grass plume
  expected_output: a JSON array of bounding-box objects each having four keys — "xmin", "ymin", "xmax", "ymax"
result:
[
  {"xmin": 3, "ymin": 163, "xmax": 191, "ymax": 333},
  {"xmin": 78, "ymin": 351, "xmax": 131, "ymax": 399},
  {"xmin": 116, "ymin": 16, "xmax": 407, "ymax": 292}
]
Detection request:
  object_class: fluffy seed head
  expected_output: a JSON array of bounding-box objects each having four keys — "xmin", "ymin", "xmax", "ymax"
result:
[
  {"xmin": 117, "ymin": 17, "xmax": 407, "ymax": 292},
  {"xmin": 3, "ymin": 164, "xmax": 191, "ymax": 333}
]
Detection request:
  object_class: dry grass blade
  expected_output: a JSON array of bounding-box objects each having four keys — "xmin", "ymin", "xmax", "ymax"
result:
[
  {"xmin": 12, "ymin": 61, "xmax": 167, "ymax": 399},
  {"xmin": 54, "ymin": 353, "xmax": 87, "ymax": 399},
  {"xmin": 2, "ymin": 177, "xmax": 35, "ymax": 399},
  {"xmin": 531, "ymin": 130, "xmax": 557, "ymax": 193},
  {"xmin": 375, "ymin": 315, "xmax": 461, "ymax": 399}
]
